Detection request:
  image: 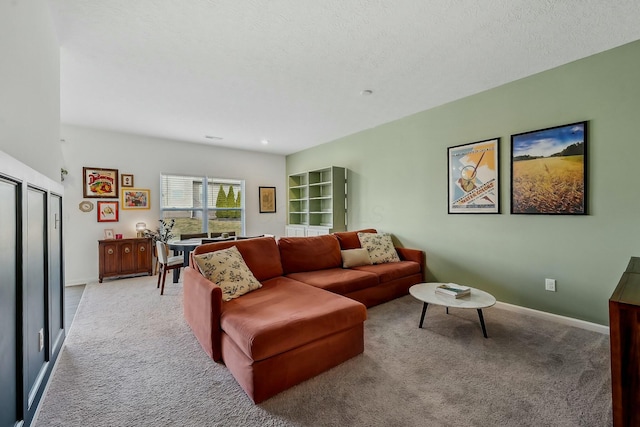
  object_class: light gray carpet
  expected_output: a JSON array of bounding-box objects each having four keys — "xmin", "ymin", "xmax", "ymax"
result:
[{"xmin": 34, "ymin": 276, "xmax": 612, "ymax": 426}]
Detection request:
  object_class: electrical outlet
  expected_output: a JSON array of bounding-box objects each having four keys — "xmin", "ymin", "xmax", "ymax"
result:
[
  {"xmin": 545, "ymin": 278, "xmax": 556, "ymax": 292},
  {"xmin": 38, "ymin": 328, "xmax": 44, "ymax": 352}
]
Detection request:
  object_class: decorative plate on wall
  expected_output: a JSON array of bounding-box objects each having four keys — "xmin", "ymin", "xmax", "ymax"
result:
[{"xmin": 79, "ymin": 201, "xmax": 94, "ymax": 212}]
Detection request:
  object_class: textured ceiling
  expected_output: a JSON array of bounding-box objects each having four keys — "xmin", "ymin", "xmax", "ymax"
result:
[{"xmin": 48, "ymin": 0, "xmax": 640, "ymax": 155}]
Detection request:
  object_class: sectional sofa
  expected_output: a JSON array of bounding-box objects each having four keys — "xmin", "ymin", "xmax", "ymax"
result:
[{"xmin": 183, "ymin": 229, "xmax": 425, "ymax": 403}]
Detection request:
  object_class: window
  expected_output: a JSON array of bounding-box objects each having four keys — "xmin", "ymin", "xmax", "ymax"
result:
[{"xmin": 160, "ymin": 174, "xmax": 244, "ymax": 239}]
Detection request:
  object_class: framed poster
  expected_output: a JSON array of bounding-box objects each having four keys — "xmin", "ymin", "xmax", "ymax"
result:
[
  {"xmin": 104, "ymin": 229, "xmax": 115, "ymax": 239},
  {"xmin": 447, "ymin": 138, "xmax": 500, "ymax": 214},
  {"xmin": 121, "ymin": 188, "xmax": 150, "ymax": 210},
  {"xmin": 511, "ymin": 121, "xmax": 587, "ymax": 215},
  {"xmin": 259, "ymin": 186, "xmax": 276, "ymax": 213},
  {"xmin": 83, "ymin": 167, "xmax": 118, "ymax": 198},
  {"xmin": 97, "ymin": 201, "xmax": 119, "ymax": 222},
  {"xmin": 121, "ymin": 174, "xmax": 134, "ymax": 187}
]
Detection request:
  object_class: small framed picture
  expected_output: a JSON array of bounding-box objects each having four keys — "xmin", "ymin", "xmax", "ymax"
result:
[
  {"xmin": 97, "ymin": 201, "xmax": 119, "ymax": 222},
  {"xmin": 259, "ymin": 186, "xmax": 276, "ymax": 213},
  {"xmin": 121, "ymin": 188, "xmax": 151, "ymax": 210},
  {"xmin": 83, "ymin": 167, "xmax": 119, "ymax": 198},
  {"xmin": 121, "ymin": 174, "xmax": 134, "ymax": 187},
  {"xmin": 104, "ymin": 229, "xmax": 115, "ymax": 240}
]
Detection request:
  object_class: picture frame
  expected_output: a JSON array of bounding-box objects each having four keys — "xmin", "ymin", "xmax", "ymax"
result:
[
  {"xmin": 259, "ymin": 186, "xmax": 276, "ymax": 213},
  {"xmin": 511, "ymin": 121, "xmax": 587, "ymax": 215},
  {"xmin": 97, "ymin": 201, "xmax": 119, "ymax": 222},
  {"xmin": 121, "ymin": 174, "xmax": 134, "ymax": 187},
  {"xmin": 447, "ymin": 137, "xmax": 500, "ymax": 214},
  {"xmin": 121, "ymin": 188, "xmax": 151, "ymax": 210},
  {"xmin": 104, "ymin": 228, "xmax": 115, "ymax": 240},
  {"xmin": 83, "ymin": 167, "xmax": 119, "ymax": 198}
]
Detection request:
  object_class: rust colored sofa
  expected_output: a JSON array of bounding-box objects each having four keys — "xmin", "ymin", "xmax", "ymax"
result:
[{"xmin": 183, "ymin": 230, "xmax": 424, "ymax": 403}]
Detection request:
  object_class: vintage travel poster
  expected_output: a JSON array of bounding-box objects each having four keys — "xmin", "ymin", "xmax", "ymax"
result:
[{"xmin": 448, "ymin": 138, "xmax": 500, "ymax": 213}]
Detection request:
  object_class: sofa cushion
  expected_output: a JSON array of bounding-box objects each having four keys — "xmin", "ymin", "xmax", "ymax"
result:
[
  {"xmin": 278, "ymin": 235, "xmax": 342, "ymax": 274},
  {"xmin": 341, "ymin": 248, "xmax": 372, "ymax": 268},
  {"xmin": 220, "ymin": 276, "xmax": 367, "ymax": 361},
  {"xmin": 334, "ymin": 228, "xmax": 377, "ymax": 250},
  {"xmin": 194, "ymin": 246, "xmax": 262, "ymax": 301},
  {"xmin": 192, "ymin": 236, "xmax": 283, "ymax": 282},
  {"xmin": 352, "ymin": 260, "xmax": 421, "ymax": 283},
  {"xmin": 287, "ymin": 268, "xmax": 379, "ymax": 295},
  {"xmin": 358, "ymin": 232, "xmax": 401, "ymax": 264}
]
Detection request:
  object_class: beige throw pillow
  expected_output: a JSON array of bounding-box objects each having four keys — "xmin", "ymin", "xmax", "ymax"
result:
[
  {"xmin": 193, "ymin": 246, "xmax": 262, "ymax": 301},
  {"xmin": 341, "ymin": 248, "xmax": 372, "ymax": 268},
  {"xmin": 357, "ymin": 232, "xmax": 400, "ymax": 264}
]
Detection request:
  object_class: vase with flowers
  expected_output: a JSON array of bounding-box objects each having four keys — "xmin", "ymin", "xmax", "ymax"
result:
[{"xmin": 144, "ymin": 219, "xmax": 175, "ymax": 273}]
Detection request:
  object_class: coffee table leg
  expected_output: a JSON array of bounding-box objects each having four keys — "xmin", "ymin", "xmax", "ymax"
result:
[
  {"xmin": 477, "ymin": 309, "xmax": 488, "ymax": 338},
  {"xmin": 419, "ymin": 302, "xmax": 429, "ymax": 328}
]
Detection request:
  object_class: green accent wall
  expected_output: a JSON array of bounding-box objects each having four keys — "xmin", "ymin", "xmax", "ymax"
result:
[{"xmin": 287, "ymin": 39, "xmax": 640, "ymax": 326}]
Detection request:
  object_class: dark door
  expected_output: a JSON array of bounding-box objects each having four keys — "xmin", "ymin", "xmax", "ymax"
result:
[
  {"xmin": 25, "ymin": 187, "xmax": 48, "ymax": 409},
  {"xmin": 49, "ymin": 194, "xmax": 64, "ymax": 354},
  {"xmin": 0, "ymin": 177, "xmax": 20, "ymax": 426}
]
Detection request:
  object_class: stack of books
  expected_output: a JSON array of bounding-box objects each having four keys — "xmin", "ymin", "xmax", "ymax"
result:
[{"xmin": 435, "ymin": 283, "xmax": 471, "ymax": 298}]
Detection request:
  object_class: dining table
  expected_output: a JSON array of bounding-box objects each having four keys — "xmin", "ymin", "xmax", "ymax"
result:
[{"xmin": 167, "ymin": 236, "xmax": 235, "ymax": 283}]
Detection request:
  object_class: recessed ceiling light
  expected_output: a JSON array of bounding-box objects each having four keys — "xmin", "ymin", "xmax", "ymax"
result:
[
  {"xmin": 204, "ymin": 135, "xmax": 223, "ymax": 140},
  {"xmin": 260, "ymin": 139, "xmax": 269, "ymax": 145},
  {"xmin": 360, "ymin": 89, "xmax": 373, "ymax": 96}
]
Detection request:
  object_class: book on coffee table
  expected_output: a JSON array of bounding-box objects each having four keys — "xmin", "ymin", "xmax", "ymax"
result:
[{"xmin": 435, "ymin": 283, "xmax": 471, "ymax": 298}]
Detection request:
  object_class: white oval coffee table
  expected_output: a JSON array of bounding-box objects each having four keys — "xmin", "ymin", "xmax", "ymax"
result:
[{"xmin": 409, "ymin": 282, "xmax": 496, "ymax": 338}]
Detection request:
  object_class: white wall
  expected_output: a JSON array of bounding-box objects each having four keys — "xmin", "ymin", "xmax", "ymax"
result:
[
  {"xmin": 61, "ymin": 125, "xmax": 286, "ymax": 285},
  {"xmin": 0, "ymin": 0, "xmax": 62, "ymax": 181}
]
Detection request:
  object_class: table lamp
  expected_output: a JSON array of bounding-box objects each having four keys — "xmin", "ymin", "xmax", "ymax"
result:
[{"xmin": 136, "ymin": 222, "xmax": 146, "ymax": 237}]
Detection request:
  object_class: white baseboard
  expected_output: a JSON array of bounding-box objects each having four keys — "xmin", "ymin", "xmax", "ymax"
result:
[
  {"xmin": 495, "ymin": 301, "xmax": 610, "ymax": 335},
  {"xmin": 65, "ymin": 277, "xmax": 94, "ymax": 287}
]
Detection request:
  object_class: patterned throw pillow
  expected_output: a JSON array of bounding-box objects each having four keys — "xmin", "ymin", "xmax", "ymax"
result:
[
  {"xmin": 357, "ymin": 232, "xmax": 400, "ymax": 264},
  {"xmin": 193, "ymin": 246, "xmax": 262, "ymax": 301}
]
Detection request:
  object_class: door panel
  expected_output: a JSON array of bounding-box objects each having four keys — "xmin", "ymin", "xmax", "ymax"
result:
[
  {"xmin": 102, "ymin": 242, "xmax": 119, "ymax": 275},
  {"xmin": 120, "ymin": 242, "xmax": 135, "ymax": 272},
  {"xmin": 136, "ymin": 241, "xmax": 151, "ymax": 272},
  {"xmin": 0, "ymin": 178, "xmax": 20, "ymax": 427},
  {"xmin": 26, "ymin": 187, "xmax": 47, "ymax": 405},
  {"xmin": 50, "ymin": 194, "xmax": 64, "ymax": 353}
]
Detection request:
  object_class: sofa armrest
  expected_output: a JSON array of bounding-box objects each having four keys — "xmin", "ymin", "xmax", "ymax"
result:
[
  {"xmin": 396, "ymin": 247, "xmax": 426, "ymax": 274},
  {"xmin": 183, "ymin": 266, "xmax": 223, "ymax": 362}
]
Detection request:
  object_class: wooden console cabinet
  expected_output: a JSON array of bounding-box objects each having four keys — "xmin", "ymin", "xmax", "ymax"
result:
[
  {"xmin": 609, "ymin": 256, "xmax": 640, "ymax": 427},
  {"xmin": 98, "ymin": 237, "xmax": 152, "ymax": 283}
]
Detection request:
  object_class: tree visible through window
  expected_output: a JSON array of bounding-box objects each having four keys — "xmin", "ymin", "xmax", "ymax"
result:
[{"xmin": 160, "ymin": 174, "xmax": 244, "ymax": 239}]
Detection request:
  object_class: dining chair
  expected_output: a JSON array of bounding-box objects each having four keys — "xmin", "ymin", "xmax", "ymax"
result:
[
  {"xmin": 173, "ymin": 233, "xmax": 208, "ymax": 259},
  {"xmin": 210, "ymin": 231, "xmax": 236, "ymax": 237},
  {"xmin": 201, "ymin": 237, "xmax": 235, "ymax": 244},
  {"xmin": 180, "ymin": 232, "xmax": 208, "ymax": 240},
  {"xmin": 156, "ymin": 241, "xmax": 183, "ymax": 295}
]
